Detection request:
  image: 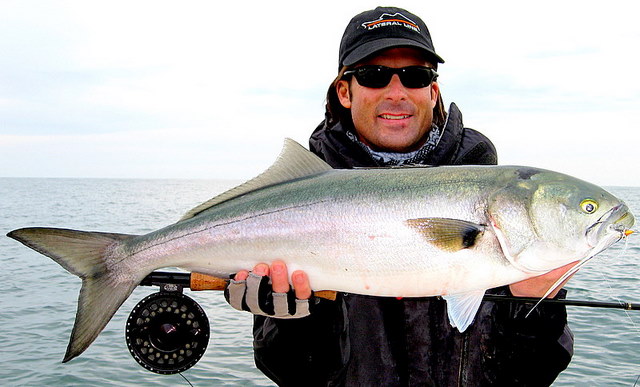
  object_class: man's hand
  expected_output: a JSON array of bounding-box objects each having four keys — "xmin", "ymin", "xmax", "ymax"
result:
[
  {"xmin": 234, "ymin": 260, "xmax": 312, "ymax": 300},
  {"xmin": 509, "ymin": 261, "xmax": 580, "ymax": 298},
  {"xmin": 225, "ymin": 260, "xmax": 313, "ymax": 318}
]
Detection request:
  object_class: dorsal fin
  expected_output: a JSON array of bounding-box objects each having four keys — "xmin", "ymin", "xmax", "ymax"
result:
[{"xmin": 178, "ymin": 138, "xmax": 333, "ymax": 221}]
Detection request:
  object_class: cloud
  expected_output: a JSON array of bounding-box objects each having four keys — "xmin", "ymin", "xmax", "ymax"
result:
[{"xmin": 1, "ymin": 0, "xmax": 639, "ymax": 187}]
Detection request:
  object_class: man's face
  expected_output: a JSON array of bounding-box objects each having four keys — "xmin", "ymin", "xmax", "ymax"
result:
[{"xmin": 336, "ymin": 47, "xmax": 439, "ymax": 153}]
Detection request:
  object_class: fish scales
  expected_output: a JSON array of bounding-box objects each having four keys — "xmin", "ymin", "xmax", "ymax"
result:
[
  {"xmin": 167, "ymin": 167, "xmax": 495, "ymax": 295},
  {"xmin": 123, "ymin": 166, "xmax": 511, "ymax": 295}
]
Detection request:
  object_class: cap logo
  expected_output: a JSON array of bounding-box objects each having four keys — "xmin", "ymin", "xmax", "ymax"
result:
[{"xmin": 361, "ymin": 12, "xmax": 420, "ymax": 33}]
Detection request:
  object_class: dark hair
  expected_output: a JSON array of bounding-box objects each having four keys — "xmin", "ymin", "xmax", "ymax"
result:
[{"xmin": 324, "ymin": 66, "xmax": 447, "ymax": 130}]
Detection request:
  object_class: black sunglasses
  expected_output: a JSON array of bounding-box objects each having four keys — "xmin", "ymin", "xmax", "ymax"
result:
[{"xmin": 343, "ymin": 65, "xmax": 438, "ymax": 89}]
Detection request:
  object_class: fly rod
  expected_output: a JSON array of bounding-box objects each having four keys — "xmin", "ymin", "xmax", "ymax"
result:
[
  {"xmin": 483, "ymin": 294, "xmax": 640, "ymax": 311},
  {"xmin": 141, "ymin": 271, "xmax": 640, "ymax": 310}
]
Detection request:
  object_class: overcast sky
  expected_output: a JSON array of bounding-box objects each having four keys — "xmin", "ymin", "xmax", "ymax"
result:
[{"xmin": 1, "ymin": 0, "xmax": 639, "ymax": 187}]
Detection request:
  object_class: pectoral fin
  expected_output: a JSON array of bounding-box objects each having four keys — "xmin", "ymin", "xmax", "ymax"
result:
[
  {"xmin": 443, "ymin": 290, "xmax": 486, "ymax": 332},
  {"xmin": 405, "ymin": 218, "xmax": 485, "ymax": 252}
]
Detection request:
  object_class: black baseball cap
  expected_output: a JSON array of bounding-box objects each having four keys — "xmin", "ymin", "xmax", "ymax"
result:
[{"xmin": 339, "ymin": 6, "xmax": 445, "ymax": 69}]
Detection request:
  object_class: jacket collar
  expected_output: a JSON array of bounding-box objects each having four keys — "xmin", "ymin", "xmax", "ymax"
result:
[{"xmin": 309, "ymin": 102, "xmax": 465, "ymax": 167}]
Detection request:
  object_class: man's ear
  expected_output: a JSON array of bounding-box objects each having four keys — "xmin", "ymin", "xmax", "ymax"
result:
[
  {"xmin": 336, "ymin": 80, "xmax": 351, "ymax": 109},
  {"xmin": 430, "ymin": 82, "xmax": 440, "ymax": 104}
]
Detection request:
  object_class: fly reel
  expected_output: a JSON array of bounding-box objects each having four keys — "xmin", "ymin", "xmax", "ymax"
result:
[{"xmin": 126, "ymin": 279, "xmax": 210, "ymax": 374}]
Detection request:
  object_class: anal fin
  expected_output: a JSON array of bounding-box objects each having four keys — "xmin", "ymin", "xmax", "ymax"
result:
[{"xmin": 443, "ymin": 290, "xmax": 486, "ymax": 332}]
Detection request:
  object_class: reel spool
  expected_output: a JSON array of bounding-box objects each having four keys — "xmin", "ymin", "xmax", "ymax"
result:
[{"xmin": 126, "ymin": 287, "xmax": 210, "ymax": 374}]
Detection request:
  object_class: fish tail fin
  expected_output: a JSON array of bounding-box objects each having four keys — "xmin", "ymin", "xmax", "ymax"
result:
[{"xmin": 7, "ymin": 227, "xmax": 140, "ymax": 362}]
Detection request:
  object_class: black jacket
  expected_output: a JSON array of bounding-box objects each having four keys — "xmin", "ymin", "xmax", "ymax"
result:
[{"xmin": 253, "ymin": 103, "xmax": 573, "ymax": 386}]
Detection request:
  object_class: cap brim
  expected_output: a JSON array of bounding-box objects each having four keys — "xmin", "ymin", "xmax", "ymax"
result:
[{"xmin": 342, "ymin": 38, "xmax": 445, "ymax": 67}]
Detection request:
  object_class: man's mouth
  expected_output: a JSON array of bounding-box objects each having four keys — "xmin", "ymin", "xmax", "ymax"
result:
[{"xmin": 379, "ymin": 114, "xmax": 412, "ymax": 120}]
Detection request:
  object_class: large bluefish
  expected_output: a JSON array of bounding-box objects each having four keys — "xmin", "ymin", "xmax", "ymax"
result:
[{"xmin": 7, "ymin": 139, "xmax": 635, "ymax": 362}]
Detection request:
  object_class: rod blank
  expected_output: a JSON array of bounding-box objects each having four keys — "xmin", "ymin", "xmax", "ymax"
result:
[{"xmin": 483, "ymin": 294, "xmax": 640, "ymax": 310}]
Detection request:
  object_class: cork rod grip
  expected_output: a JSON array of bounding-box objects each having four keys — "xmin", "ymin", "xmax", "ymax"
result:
[{"xmin": 189, "ymin": 272, "xmax": 337, "ymax": 301}]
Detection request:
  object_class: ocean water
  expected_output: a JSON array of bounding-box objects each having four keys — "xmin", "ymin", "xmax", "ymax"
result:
[{"xmin": 1, "ymin": 178, "xmax": 638, "ymax": 386}]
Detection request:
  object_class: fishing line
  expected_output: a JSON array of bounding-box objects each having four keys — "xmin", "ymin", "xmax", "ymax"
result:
[
  {"xmin": 621, "ymin": 239, "xmax": 640, "ymax": 387},
  {"xmin": 618, "ymin": 238, "xmax": 640, "ymax": 387},
  {"xmin": 594, "ymin": 245, "xmax": 640, "ymax": 337},
  {"xmin": 619, "ymin": 239, "xmax": 640, "ymax": 387},
  {"xmin": 596, "ymin": 240, "xmax": 640, "ymax": 335},
  {"xmin": 179, "ymin": 372, "xmax": 194, "ymax": 387},
  {"xmin": 593, "ymin": 238, "xmax": 640, "ymax": 385}
]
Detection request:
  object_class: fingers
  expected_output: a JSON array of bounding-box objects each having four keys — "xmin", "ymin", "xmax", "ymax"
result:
[
  {"xmin": 235, "ymin": 262, "xmax": 269, "ymax": 281},
  {"xmin": 270, "ymin": 261, "xmax": 290, "ymax": 294},
  {"xmin": 234, "ymin": 270, "xmax": 249, "ymax": 281},
  {"xmin": 235, "ymin": 261, "xmax": 310, "ymax": 299},
  {"xmin": 226, "ymin": 261, "xmax": 314, "ymax": 319},
  {"xmin": 292, "ymin": 270, "xmax": 312, "ymax": 300},
  {"xmin": 253, "ymin": 263, "xmax": 270, "ymax": 276}
]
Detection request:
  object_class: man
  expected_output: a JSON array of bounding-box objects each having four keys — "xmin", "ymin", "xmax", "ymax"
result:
[{"xmin": 227, "ymin": 6, "xmax": 574, "ymax": 386}]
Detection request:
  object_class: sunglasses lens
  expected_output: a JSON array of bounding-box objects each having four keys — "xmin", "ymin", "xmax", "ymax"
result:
[
  {"xmin": 400, "ymin": 67, "xmax": 435, "ymax": 88},
  {"xmin": 355, "ymin": 67, "xmax": 392, "ymax": 88},
  {"xmin": 350, "ymin": 66, "xmax": 436, "ymax": 89}
]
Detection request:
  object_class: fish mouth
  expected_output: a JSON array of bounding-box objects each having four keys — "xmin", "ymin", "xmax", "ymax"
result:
[
  {"xmin": 537, "ymin": 204, "xmax": 636, "ymax": 308},
  {"xmin": 586, "ymin": 204, "xmax": 635, "ymax": 250}
]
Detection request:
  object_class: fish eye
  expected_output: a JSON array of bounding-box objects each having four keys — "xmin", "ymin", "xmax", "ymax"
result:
[{"xmin": 580, "ymin": 199, "xmax": 599, "ymax": 214}]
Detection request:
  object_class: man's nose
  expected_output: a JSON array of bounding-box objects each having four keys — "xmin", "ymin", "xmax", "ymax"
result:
[{"xmin": 384, "ymin": 74, "xmax": 408, "ymax": 100}]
